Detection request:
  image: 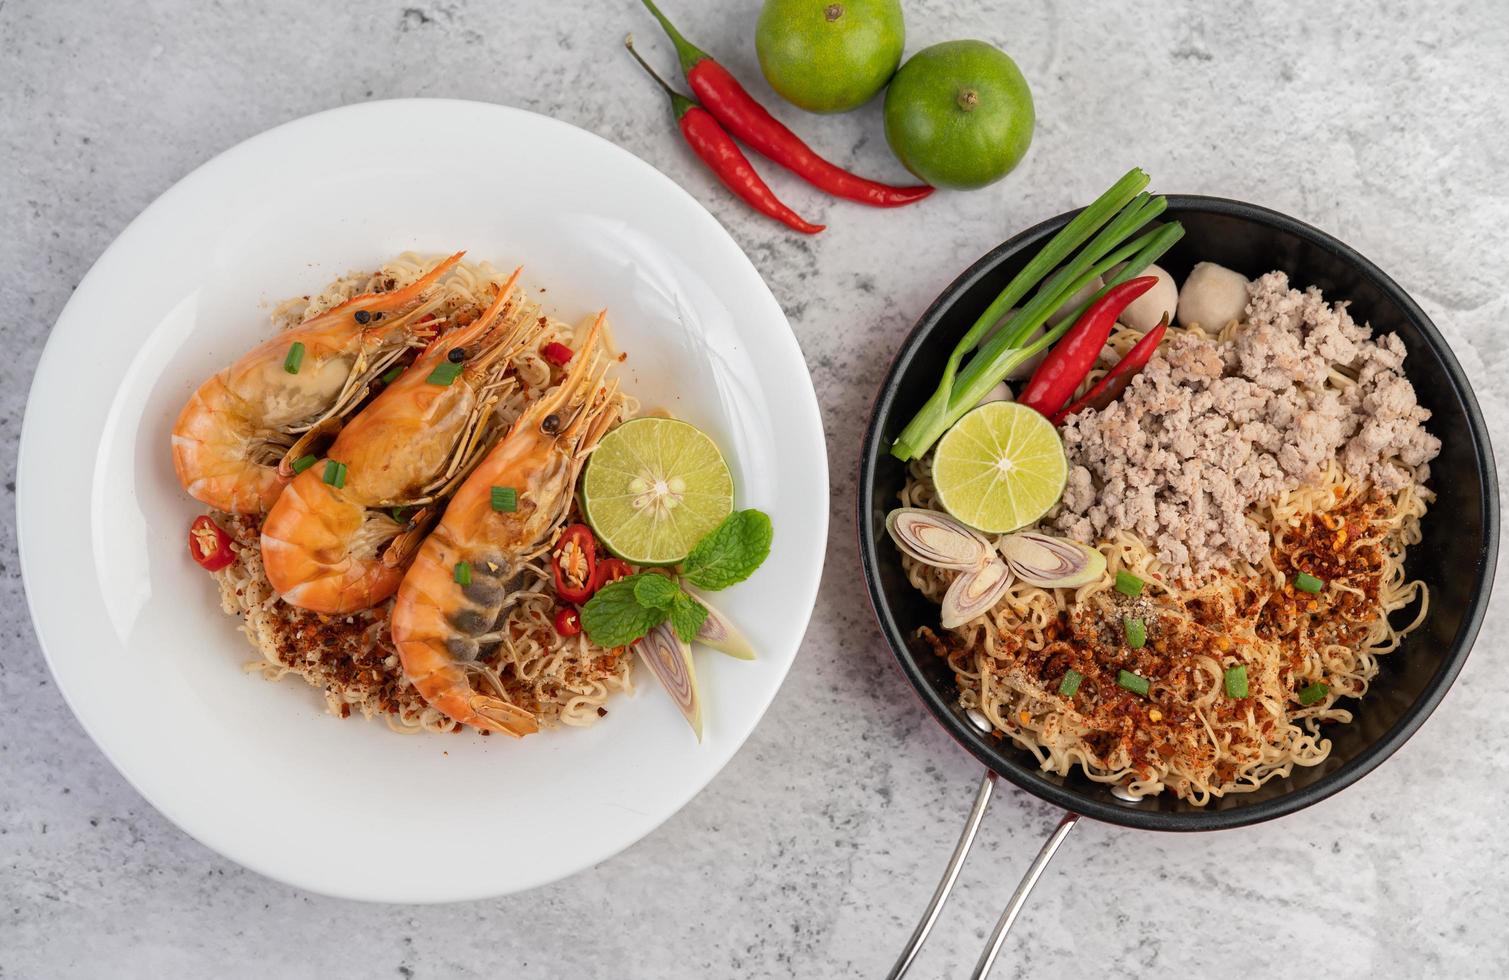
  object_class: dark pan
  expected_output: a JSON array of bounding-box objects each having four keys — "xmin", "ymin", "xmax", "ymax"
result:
[{"xmin": 857, "ymin": 196, "xmax": 1498, "ymax": 978}]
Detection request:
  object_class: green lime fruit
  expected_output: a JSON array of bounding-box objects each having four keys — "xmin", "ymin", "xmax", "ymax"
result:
[
  {"xmin": 883, "ymin": 39, "xmax": 1035, "ymax": 190},
  {"xmin": 581, "ymin": 417, "xmax": 734, "ymax": 565},
  {"xmin": 931, "ymin": 401, "xmax": 1066, "ymax": 533},
  {"xmin": 756, "ymin": 0, "xmax": 905, "ymax": 114}
]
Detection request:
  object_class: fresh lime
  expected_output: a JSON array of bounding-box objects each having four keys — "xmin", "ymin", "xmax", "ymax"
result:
[
  {"xmin": 756, "ymin": 0, "xmax": 904, "ymax": 114},
  {"xmin": 932, "ymin": 402, "xmax": 1066, "ymax": 533},
  {"xmin": 883, "ymin": 40, "xmax": 1035, "ymax": 190},
  {"xmin": 581, "ymin": 417, "xmax": 734, "ymax": 565}
]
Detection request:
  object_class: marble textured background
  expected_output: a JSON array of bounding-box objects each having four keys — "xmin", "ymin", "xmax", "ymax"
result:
[{"xmin": 4, "ymin": 1, "xmax": 1507, "ymax": 977}]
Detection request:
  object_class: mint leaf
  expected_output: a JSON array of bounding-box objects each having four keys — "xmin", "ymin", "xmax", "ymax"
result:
[
  {"xmin": 633, "ymin": 573, "xmax": 681, "ymax": 611},
  {"xmin": 580, "ymin": 577, "xmax": 667, "ymax": 648},
  {"xmin": 669, "ymin": 593, "xmax": 709, "ymax": 643},
  {"xmin": 682, "ymin": 509, "xmax": 773, "ymax": 591}
]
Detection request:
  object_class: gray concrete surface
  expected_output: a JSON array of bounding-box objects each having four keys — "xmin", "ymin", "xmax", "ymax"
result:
[{"xmin": 4, "ymin": 1, "xmax": 1508, "ymax": 977}]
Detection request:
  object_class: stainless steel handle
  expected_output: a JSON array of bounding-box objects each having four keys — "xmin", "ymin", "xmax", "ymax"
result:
[
  {"xmin": 885, "ymin": 770, "xmax": 997, "ymax": 980},
  {"xmin": 886, "ymin": 770, "xmax": 1078, "ymax": 980},
  {"xmin": 969, "ymin": 811, "xmax": 1079, "ymax": 980}
]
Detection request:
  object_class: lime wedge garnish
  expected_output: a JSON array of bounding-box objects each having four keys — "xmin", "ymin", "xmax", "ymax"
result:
[
  {"xmin": 581, "ymin": 417, "xmax": 734, "ymax": 565},
  {"xmin": 932, "ymin": 402, "xmax": 1067, "ymax": 533}
]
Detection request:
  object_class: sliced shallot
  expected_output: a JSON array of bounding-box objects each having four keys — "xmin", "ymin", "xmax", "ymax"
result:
[
  {"xmin": 691, "ymin": 592, "xmax": 756, "ymax": 660},
  {"xmin": 886, "ymin": 508, "xmax": 992, "ymax": 571},
  {"xmin": 997, "ymin": 532, "xmax": 1106, "ymax": 588},
  {"xmin": 634, "ymin": 623, "xmax": 703, "ymax": 740},
  {"xmin": 941, "ymin": 560, "xmax": 1014, "ymax": 628}
]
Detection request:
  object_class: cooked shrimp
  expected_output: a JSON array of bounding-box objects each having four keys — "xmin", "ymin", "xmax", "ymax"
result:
[
  {"xmin": 390, "ymin": 313, "xmax": 622, "ymax": 735},
  {"xmin": 261, "ymin": 268, "xmax": 551, "ymax": 614},
  {"xmin": 171, "ymin": 252, "xmax": 463, "ymax": 513}
]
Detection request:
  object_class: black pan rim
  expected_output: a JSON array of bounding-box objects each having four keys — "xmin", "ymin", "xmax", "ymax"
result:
[{"xmin": 858, "ymin": 194, "xmax": 1500, "ymax": 832}]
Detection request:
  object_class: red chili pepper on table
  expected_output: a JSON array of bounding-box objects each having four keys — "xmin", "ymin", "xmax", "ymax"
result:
[
  {"xmin": 551, "ymin": 523, "xmax": 600, "ymax": 604},
  {"xmin": 639, "ymin": 0, "xmax": 932, "ymax": 209},
  {"xmin": 1050, "ymin": 316, "xmax": 1169, "ymax": 425},
  {"xmin": 1016, "ymin": 277, "xmax": 1159, "ymax": 418},
  {"xmin": 188, "ymin": 515, "xmax": 236, "ymax": 572},
  {"xmin": 625, "ymin": 38, "xmax": 824, "ymax": 235}
]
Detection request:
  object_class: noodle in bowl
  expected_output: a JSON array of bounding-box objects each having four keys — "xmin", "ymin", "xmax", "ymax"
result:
[
  {"xmin": 901, "ymin": 456, "xmax": 1429, "ymax": 803},
  {"xmin": 208, "ymin": 253, "xmax": 639, "ymax": 734}
]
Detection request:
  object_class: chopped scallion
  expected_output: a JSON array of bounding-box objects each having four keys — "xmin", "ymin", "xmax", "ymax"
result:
[
  {"xmin": 1294, "ymin": 572, "xmax": 1325, "ymax": 594},
  {"xmin": 322, "ymin": 460, "xmax": 347, "ymax": 488},
  {"xmin": 490, "ymin": 486, "xmax": 517, "ymax": 512},
  {"xmin": 454, "ymin": 561, "xmax": 472, "ymax": 586},
  {"xmin": 290, "ymin": 453, "xmax": 317, "ymax": 475},
  {"xmin": 390, "ymin": 506, "xmax": 409, "ymax": 524},
  {"xmin": 426, "ymin": 361, "xmax": 464, "ymax": 386},
  {"xmin": 1058, "ymin": 669, "xmax": 1083, "ymax": 697},
  {"xmin": 380, "ymin": 364, "xmax": 404, "ymax": 385},
  {"xmin": 1114, "ymin": 569, "xmax": 1144, "ymax": 597},
  {"xmin": 1117, "ymin": 670, "xmax": 1149, "ymax": 696},
  {"xmin": 1224, "ymin": 665, "xmax": 1248, "ymax": 699},
  {"xmin": 283, "ymin": 341, "xmax": 305, "ymax": 374},
  {"xmin": 1298, "ymin": 682, "xmax": 1329, "ymax": 706},
  {"xmin": 1124, "ymin": 616, "xmax": 1147, "ymax": 649}
]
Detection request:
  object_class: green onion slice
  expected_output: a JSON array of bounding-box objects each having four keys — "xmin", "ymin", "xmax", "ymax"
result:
[
  {"xmin": 283, "ymin": 341, "xmax": 305, "ymax": 374},
  {"xmin": 1224, "ymin": 665, "xmax": 1248, "ymax": 699},
  {"xmin": 1124, "ymin": 616, "xmax": 1147, "ymax": 649},
  {"xmin": 490, "ymin": 486, "xmax": 518, "ymax": 512},
  {"xmin": 1294, "ymin": 572, "xmax": 1325, "ymax": 594},
  {"xmin": 322, "ymin": 460, "xmax": 346, "ymax": 488},
  {"xmin": 290, "ymin": 453, "xmax": 318, "ymax": 475},
  {"xmin": 390, "ymin": 506, "xmax": 409, "ymax": 524},
  {"xmin": 1114, "ymin": 570, "xmax": 1144, "ymax": 597},
  {"xmin": 426, "ymin": 361, "xmax": 464, "ymax": 386},
  {"xmin": 454, "ymin": 561, "xmax": 472, "ymax": 586},
  {"xmin": 1298, "ymin": 682, "xmax": 1329, "ymax": 706},
  {"xmin": 1117, "ymin": 670, "xmax": 1150, "ymax": 696},
  {"xmin": 1058, "ymin": 669, "xmax": 1083, "ymax": 697},
  {"xmin": 380, "ymin": 364, "xmax": 404, "ymax": 385}
]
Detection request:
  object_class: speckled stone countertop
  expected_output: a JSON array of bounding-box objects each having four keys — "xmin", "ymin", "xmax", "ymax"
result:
[{"xmin": 4, "ymin": 1, "xmax": 1507, "ymax": 977}]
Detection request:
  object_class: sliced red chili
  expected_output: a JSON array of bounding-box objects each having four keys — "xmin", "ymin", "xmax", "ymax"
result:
[
  {"xmin": 188, "ymin": 515, "xmax": 235, "ymax": 572},
  {"xmin": 541, "ymin": 341, "xmax": 574, "ymax": 366},
  {"xmin": 553, "ymin": 606, "xmax": 582, "ymax": 637},
  {"xmin": 592, "ymin": 558, "xmax": 634, "ymax": 592},
  {"xmin": 551, "ymin": 523, "xmax": 598, "ymax": 604}
]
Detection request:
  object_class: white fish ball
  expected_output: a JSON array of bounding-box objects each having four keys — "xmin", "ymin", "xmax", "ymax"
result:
[
  {"xmin": 1112, "ymin": 262, "xmax": 1178, "ymax": 333},
  {"xmin": 1178, "ymin": 261, "xmax": 1250, "ymax": 329}
]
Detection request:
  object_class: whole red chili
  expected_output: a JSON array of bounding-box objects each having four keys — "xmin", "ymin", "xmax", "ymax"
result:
[
  {"xmin": 541, "ymin": 341, "xmax": 574, "ymax": 366},
  {"xmin": 551, "ymin": 523, "xmax": 599, "ymax": 604},
  {"xmin": 626, "ymin": 39, "xmax": 823, "ymax": 234},
  {"xmin": 1017, "ymin": 277, "xmax": 1158, "ymax": 418},
  {"xmin": 188, "ymin": 515, "xmax": 235, "ymax": 572},
  {"xmin": 640, "ymin": 1, "xmax": 932, "ymax": 209},
  {"xmin": 592, "ymin": 557, "xmax": 634, "ymax": 593},
  {"xmin": 1051, "ymin": 316, "xmax": 1169, "ymax": 425},
  {"xmin": 553, "ymin": 606, "xmax": 583, "ymax": 637}
]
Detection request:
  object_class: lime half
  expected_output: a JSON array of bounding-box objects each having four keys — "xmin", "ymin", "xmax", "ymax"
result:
[
  {"xmin": 932, "ymin": 402, "xmax": 1067, "ymax": 533},
  {"xmin": 581, "ymin": 417, "xmax": 734, "ymax": 565}
]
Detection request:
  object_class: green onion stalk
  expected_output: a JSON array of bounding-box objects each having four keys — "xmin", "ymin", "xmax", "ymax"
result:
[{"xmin": 890, "ymin": 169, "xmax": 1185, "ymax": 461}]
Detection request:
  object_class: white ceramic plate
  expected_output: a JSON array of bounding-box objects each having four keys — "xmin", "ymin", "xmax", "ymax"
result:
[{"xmin": 17, "ymin": 100, "xmax": 827, "ymax": 902}]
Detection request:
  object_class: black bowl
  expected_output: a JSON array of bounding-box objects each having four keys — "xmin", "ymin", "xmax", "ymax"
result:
[{"xmin": 859, "ymin": 195, "xmax": 1499, "ymax": 831}]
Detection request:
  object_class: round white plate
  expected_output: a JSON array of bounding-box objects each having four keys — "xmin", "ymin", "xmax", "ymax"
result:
[{"xmin": 17, "ymin": 100, "xmax": 827, "ymax": 902}]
